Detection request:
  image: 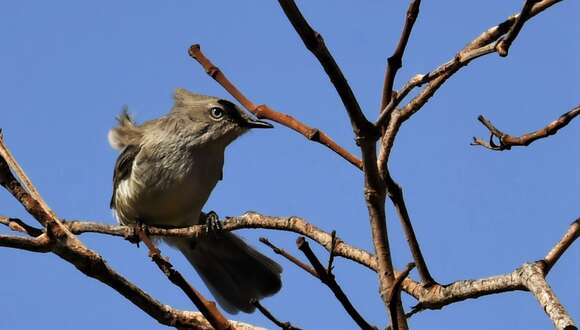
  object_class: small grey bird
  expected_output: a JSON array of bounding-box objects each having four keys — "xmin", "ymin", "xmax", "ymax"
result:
[{"xmin": 108, "ymin": 88, "xmax": 282, "ymax": 313}]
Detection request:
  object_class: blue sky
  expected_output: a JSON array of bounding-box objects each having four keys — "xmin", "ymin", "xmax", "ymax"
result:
[{"xmin": 1, "ymin": 1, "xmax": 578, "ymax": 329}]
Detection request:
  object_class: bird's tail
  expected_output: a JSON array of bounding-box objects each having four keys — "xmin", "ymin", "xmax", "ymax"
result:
[{"xmin": 166, "ymin": 233, "xmax": 282, "ymax": 314}]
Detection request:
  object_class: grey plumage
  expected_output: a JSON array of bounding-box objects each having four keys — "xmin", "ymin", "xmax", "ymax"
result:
[{"xmin": 108, "ymin": 88, "xmax": 281, "ymax": 313}]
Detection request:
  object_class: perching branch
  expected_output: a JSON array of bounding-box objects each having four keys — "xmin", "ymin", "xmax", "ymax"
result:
[
  {"xmin": 471, "ymin": 105, "xmax": 580, "ymax": 151},
  {"xmin": 296, "ymin": 237, "xmax": 378, "ymax": 330},
  {"xmin": 0, "ymin": 135, "xmax": 263, "ymax": 330},
  {"xmin": 187, "ymin": 44, "xmax": 362, "ymax": 169},
  {"xmin": 62, "ymin": 213, "xmax": 378, "ymax": 272}
]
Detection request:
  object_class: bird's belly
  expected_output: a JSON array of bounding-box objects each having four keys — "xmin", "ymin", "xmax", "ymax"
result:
[{"xmin": 117, "ymin": 166, "xmax": 220, "ymax": 228}]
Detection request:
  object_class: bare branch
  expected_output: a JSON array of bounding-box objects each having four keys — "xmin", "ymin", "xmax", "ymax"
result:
[
  {"xmin": 251, "ymin": 300, "xmax": 302, "ymax": 330},
  {"xmin": 276, "ymin": 0, "xmax": 374, "ymax": 138},
  {"xmin": 0, "ymin": 137, "xmax": 264, "ymax": 330},
  {"xmin": 387, "ymin": 262, "xmax": 415, "ymax": 330},
  {"xmin": 405, "ymin": 219, "xmax": 578, "ymax": 329},
  {"xmin": 135, "ymin": 229, "xmax": 236, "ymax": 330},
  {"xmin": 64, "ymin": 214, "xmax": 379, "ymax": 272},
  {"xmin": 297, "ymin": 237, "xmax": 378, "ymax": 330},
  {"xmin": 471, "ymin": 105, "xmax": 580, "ymax": 151},
  {"xmin": 544, "ymin": 217, "xmax": 579, "ymax": 273},
  {"xmin": 0, "ymin": 233, "xmax": 52, "ymax": 252},
  {"xmin": 496, "ymin": 0, "xmax": 541, "ymax": 57},
  {"xmin": 188, "ymin": 44, "xmax": 362, "ymax": 169},
  {"xmin": 380, "ymin": 0, "xmax": 421, "ymax": 114},
  {"xmin": 260, "ymin": 237, "xmax": 319, "ymax": 278},
  {"xmin": 378, "ymin": 0, "xmax": 563, "ymax": 164},
  {"xmin": 520, "ymin": 263, "xmax": 577, "ymax": 330},
  {"xmin": 384, "ymin": 174, "xmax": 435, "ymax": 286},
  {"xmin": 0, "ymin": 215, "xmax": 43, "ymax": 237},
  {"xmin": 0, "ymin": 131, "xmax": 54, "ymax": 218}
]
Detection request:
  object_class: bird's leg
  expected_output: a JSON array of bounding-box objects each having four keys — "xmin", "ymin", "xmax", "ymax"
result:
[{"xmin": 200, "ymin": 211, "xmax": 222, "ymax": 235}]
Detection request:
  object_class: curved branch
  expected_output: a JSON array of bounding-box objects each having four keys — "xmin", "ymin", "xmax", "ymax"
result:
[{"xmin": 471, "ymin": 105, "xmax": 580, "ymax": 151}]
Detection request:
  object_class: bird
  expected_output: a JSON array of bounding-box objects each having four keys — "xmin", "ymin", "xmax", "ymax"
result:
[{"xmin": 108, "ymin": 88, "xmax": 282, "ymax": 313}]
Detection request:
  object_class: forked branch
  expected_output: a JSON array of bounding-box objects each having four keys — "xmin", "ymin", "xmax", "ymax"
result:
[{"xmin": 471, "ymin": 105, "xmax": 580, "ymax": 151}]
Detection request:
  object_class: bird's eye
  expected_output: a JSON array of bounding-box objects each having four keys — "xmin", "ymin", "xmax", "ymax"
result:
[{"xmin": 209, "ymin": 107, "xmax": 224, "ymax": 120}]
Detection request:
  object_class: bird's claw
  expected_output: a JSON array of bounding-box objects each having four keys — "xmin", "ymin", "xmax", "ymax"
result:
[
  {"xmin": 201, "ymin": 211, "xmax": 222, "ymax": 235},
  {"xmin": 124, "ymin": 222, "xmax": 148, "ymax": 246}
]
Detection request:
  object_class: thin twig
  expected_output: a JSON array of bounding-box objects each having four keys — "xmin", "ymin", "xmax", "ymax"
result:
[
  {"xmin": 471, "ymin": 105, "xmax": 580, "ymax": 151},
  {"xmin": 387, "ymin": 263, "xmax": 415, "ymax": 330},
  {"xmin": 384, "ymin": 174, "xmax": 435, "ymax": 286},
  {"xmin": 188, "ymin": 45, "xmax": 362, "ymax": 169},
  {"xmin": 0, "ymin": 215, "xmax": 44, "ymax": 237},
  {"xmin": 135, "ymin": 229, "xmax": 235, "ymax": 330},
  {"xmin": 296, "ymin": 237, "xmax": 378, "ymax": 330},
  {"xmin": 496, "ymin": 0, "xmax": 540, "ymax": 56},
  {"xmin": 326, "ymin": 230, "xmax": 337, "ymax": 274},
  {"xmin": 380, "ymin": 0, "xmax": 421, "ymax": 114},
  {"xmin": 259, "ymin": 237, "xmax": 319, "ymax": 278},
  {"xmin": 251, "ymin": 300, "xmax": 302, "ymax": 330}
]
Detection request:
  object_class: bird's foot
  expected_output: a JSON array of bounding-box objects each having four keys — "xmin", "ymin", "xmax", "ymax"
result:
[
  {"xmin": 200, "ymin": 211, "xmax": 222, "ymax": 235},
  {"xmin": 124, "ymin": 222, "xmax": 148, "ymax": 246}
]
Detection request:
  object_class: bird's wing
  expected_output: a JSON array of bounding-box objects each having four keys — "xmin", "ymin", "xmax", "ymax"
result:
[{"xmin": 110, "ymin": 144, "xmax": 141, "ymax": 209}]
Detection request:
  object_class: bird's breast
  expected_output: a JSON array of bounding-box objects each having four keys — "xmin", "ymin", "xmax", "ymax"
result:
[{"xmin": 115, "ymin": 143, "xmax": 225, "ymax": 227}]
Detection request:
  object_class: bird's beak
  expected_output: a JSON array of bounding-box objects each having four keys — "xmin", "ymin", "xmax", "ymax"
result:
[{"xmin": 243, "ymin": 118, "xmax": 274, "ymax": 129}]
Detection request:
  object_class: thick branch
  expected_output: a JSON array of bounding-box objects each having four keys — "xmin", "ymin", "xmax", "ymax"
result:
[
  {"xmin": 297, "ymin": 237, "xmax": 377, "ymax": 330},
  {"xmin": 0, "ymin": 233, "xmax": 52, "ymax": 252},
  {"xmin": 520, "ymin": 263, "xmax": 577, "ymax": 330},
  {"xmin": 471, "ymin": 105, "xmax": 580, "ymax": 151},
  {"xmin": 188, "ymin": 45, "xmax": 362, "ymax": 169},
  {"xmin": 276, "ymin": 0, "xmax": 374, "ymax": 137},
  {"xmin": 0, "ymin": 131, "xmax": 54, "ymax": 218},
  {"xmin": 405, "ymin": 219, "xmax": 578, "ymax": 329}
]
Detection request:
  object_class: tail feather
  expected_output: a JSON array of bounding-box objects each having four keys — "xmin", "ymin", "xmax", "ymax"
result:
[
  {"xmin": 167, "ymin": 233, "xmax": 282, "ymax": 314},
  {"xmin": 108, "ymin": 106, "xmax": 142, "ymax": 150}
]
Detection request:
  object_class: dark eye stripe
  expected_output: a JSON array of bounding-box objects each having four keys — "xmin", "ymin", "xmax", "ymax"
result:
[{"xmin": 217, "ymin": 99, "xmax": 245, "ymax": 124}]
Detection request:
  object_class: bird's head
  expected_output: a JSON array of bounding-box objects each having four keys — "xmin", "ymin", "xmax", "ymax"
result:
[{"xmin": 171, "ymin": 88, "xmax": 273, "ymax": 146}]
